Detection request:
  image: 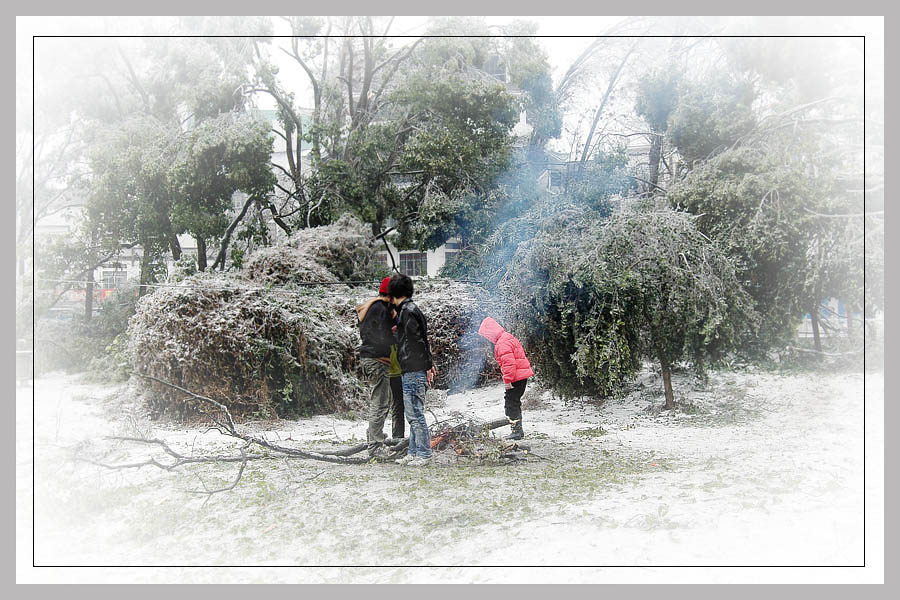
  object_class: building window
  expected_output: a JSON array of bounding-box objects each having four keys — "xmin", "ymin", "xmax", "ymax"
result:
[
  {"xmin": 444, "ymin": 251, "xmax": 460, "ymax": 269},
  {"xmin": 398, "ymin": 252, "xmax": 428, "ymax": 277},
  {"xmin": 444, "ymin": 241, "xmax": 460, "ymax": 250},
  {"xmin": 101, "ymin": 270, "xmax": 127, "ymax": 289},
  {"xmin": 549, "ymin": 171, "xmax": 563, "ymax": 188}
]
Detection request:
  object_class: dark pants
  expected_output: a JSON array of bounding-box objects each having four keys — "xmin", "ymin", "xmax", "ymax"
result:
[
  {"xmin": 504, "ymin": 378, "xmax": 528, "ymax": 422},
  {"xmin": 390, "ymin": 375, "xmax": 405, "ymax": 439}
]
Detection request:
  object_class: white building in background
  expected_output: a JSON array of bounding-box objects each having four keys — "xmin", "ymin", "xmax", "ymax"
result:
[{"xmin": 377, "ymin": 238, "xmax": 463, "ymax": 278}]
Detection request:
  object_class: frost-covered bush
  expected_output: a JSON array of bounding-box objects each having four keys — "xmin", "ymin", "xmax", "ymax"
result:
[
  {"xmin": 402, "ymin": 279, "xmax": 502, "ymax": 391},
  {"xmin": 129, "ymin": 276, "xmax": 500, "ymax": 418},
  {"xmin": 128, "ymin": 215, "xmax": 502, "ymax": 420},
  {"xmin": 34, "ymin": 285, "xmax": 139, "ymax": 378},
  {"xmin": 168, "ymin": 254, "xmax": 198, "ymax": 282},
  {"xmin": 242, "ymin": 214, "xmax": 385, "ymax": 286},
  {"xmin": 128, "ymin": 274, "xmax": 366, "ymax": 420}
]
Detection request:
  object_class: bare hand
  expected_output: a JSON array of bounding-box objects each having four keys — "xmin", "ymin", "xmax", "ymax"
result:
[
  {"xmin": 427, "ymin": 367, "xmax": 436, "ymax": 385},
  {"xmin": 505, "ymin": 382, "xmax": 513, "ymax": 390}
]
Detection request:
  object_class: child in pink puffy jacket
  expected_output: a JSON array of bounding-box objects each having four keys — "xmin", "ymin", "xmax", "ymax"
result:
[{"xmin": 477, "ymin": 317, "xmax": 534, "ymax": 440}]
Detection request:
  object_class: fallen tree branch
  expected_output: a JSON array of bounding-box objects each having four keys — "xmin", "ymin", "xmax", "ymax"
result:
[
  {"xmin": 137, "ymin": 374, "xmax": 513, "ymax": 462},
  {"xmin": 78, "ymin": 374, "xmax": 522, "ymax": 498},
  {"xmin": 134, "ymin": 373, "xmax": 370, "ymax": 465},
  {"xmin": 190, "ymin": 454, "xmax": 250, "ymax": 508}
]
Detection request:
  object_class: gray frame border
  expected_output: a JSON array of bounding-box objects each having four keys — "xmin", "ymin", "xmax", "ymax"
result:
[{"xmin": 6, "ymin": 0, "xmax": 888, "ymax": 595}]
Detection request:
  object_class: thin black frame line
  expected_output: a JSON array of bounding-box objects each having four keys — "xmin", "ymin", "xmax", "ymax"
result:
[
  {"xmin": 862, "ymin": 33, "xmax": 866, "ymax": 569},
  {"xmin": 31, "ymin": 32, "xmax": 36, "ymax": 572},
  {"xmin": 29, "ymin": 31, "xmax": 870, "ymax": 572}
]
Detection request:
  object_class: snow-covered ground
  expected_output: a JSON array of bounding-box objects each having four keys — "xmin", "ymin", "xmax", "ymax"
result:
[{"xmin": 16, "ymin": 364, "xmax": 881, "ymax": 583}]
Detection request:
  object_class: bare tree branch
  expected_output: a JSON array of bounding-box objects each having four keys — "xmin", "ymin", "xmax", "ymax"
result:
[
  {"xmin": 256, "ymin": 197, "xmax": 293, "ymax": 236},
  {"xmin": 135, "ymin": 373, "xmax": 369, "ymax": 464},
  {"xmin": 578, "ymin": 41, "xmax": 639, "ymax": 168},
  {"xmin": 211, "ymin": 194, "xmax": 256, "ymax": 271},
  {"xmin": 116, "ymin": 47, "xmax": 152, "ymax": 115},
  {"xmin": 190, "ymin": 455, "xmax": 250, "ymax": 506}
]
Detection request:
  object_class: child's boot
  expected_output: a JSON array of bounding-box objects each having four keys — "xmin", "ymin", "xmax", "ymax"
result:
[{"xmin": 504, "ymin": 415, "xmax": 524, "ymax": 440}]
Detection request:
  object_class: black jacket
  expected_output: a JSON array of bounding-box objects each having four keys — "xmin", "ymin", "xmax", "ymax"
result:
[
  {"xmin": 396, "ymin": 298, "xmax": 434, "ymax": 373},
  {"xmin": 357, "ymin": 298, "xmax": 395, "ymax": 359}
]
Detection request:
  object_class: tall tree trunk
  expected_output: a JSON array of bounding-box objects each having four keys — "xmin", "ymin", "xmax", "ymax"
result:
[
  {"xmin": 648, "ymin": 133, "xmax": 662, "ymax": 191},
  {"xmin": 84, "ymin": 271, "xmax": 94, "ymax": 322},
  {"xmin": 257, "ymin": 198, "xmax": 292, "ymax": 236},
  {"xmin": 661, "ymin": 358, "xmax": 675, "ymax": 410},
  {"xmin": 139, "ymin": 249, "xmax": 151, "ymax": 298},
  {"xmin": 212, "ymin": 195, "xmax": 256, "ymax": 271},
  {"xmin": 196, "ymin": 237, "xmax": 208, "ymax": 272},
  {"xmin": 85, "ymin": 225, "xmax": 99, "ymax": 321},
  {"xmin": 577, "ymin": 43, "xmax": 637, "ymax": 174},
  {"xmin": 168, "ymin": 230, "xmax": 182, "ymax": 262},
  {"xmin": 809, "ymin": 304, "xmax": 822, "ymax": 353}
]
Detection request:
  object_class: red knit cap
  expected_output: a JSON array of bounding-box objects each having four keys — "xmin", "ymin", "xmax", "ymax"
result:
[{"xmin": 379, "ymin": 277, "xmax": 391, "ymax": 294}]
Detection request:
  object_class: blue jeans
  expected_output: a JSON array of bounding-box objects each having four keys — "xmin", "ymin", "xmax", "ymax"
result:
[{"xmin": 401, "ymin": 371, "xmax": 432, "ymax": 458}]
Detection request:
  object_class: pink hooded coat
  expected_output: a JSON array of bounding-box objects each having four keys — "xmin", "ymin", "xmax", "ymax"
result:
[{"xmin": 477, "ymin": 317, "xmax": 534, "ymax": 384}]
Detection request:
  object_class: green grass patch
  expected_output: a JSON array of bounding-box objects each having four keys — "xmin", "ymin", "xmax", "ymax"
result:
[{"xmin": 573, "ymin": 426, "xmax": 607, "ymax": 438}]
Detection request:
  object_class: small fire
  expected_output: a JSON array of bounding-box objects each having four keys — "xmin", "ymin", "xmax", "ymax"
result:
[{"xmin": 429, "ymin": 430, "xmax": 470, "ymax": 455}]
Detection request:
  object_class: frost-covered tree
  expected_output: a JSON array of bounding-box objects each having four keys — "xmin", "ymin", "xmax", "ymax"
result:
[
  {"xmin": 86, "ymin": 114, "xmax": 274, "ymax": 291},
  {"xmin": 75, "ymin": 34, "xmax": 277, "ymax": 278},
  {"xmin": 442, "ymin": 148, "xmax": 634, "ymax": 283},
  {"xmin": 666, "ymin": 72, "xmax": 757, "ymax": 167},
  {"xmin": 169, "ymin": 113, "xmax": 275, "ymax": 271},
  {"xmin": 85, "ymin": 118, "xmax": 179, "ymax": 293},
  {"xmin": 635, "ymin": 68, "xmax": 681, "ymax": 190},
  {"xmin": 668, "ymin": 132, "xmax": 863, "ymax": 353},
  {"xmin": 500, "ymin": 207, "xmax": 757, "ymax": 408},
  {"xmin": 251, "ymin": 16, "xmax": 557, "ymax": 247}
]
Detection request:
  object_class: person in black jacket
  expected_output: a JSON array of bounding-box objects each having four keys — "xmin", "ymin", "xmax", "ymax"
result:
[
  {"xmin": 388, "ymin": 273, "xmax": 436, "ymax": 467},
  {"xmin": 356, "ymin": 277, "xmax": 397, "ymax": 457}
]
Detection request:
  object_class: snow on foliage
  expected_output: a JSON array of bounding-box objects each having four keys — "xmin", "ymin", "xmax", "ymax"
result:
[
  {"xmin": 241, "ymin": 214, "xmax": 383, "ymax": 286},
  {"xmin": 128, "ymin": 276, "xmax": 365, "ymax": 420},
  {"xmin": 411, "ymin": 279, "xmax": 502, "ymax": 390},
  {"xmin": 499, "ymin": 205, "xmax": 757, "ymax": 403},
  {"xmin": 127, "ymin": 215, "xmax": 500, "ymax": 420}
]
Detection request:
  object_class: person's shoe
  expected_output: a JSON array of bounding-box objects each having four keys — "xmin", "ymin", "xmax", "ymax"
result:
[
  {"xmin": 395, "ymin": 454, "xmax": 415, "ymax": 465},
  {"xmin": 504, "ymin": 418, "xmax": 524, "ymax": 440},
  {"xmin": 408, "ymin": 456, "xmax": 432, "ymax": 467}
]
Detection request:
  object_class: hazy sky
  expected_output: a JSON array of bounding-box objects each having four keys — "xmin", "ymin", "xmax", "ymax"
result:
[
  {"xmin": 19, "ymin": 15, "xmax": 882, "ymax": 158},
  {"xmin": 19, "ymin": 15, "xmax": 881, "ymax": 102},
  {"xmin": 260, "ymin": 15, "xmax": 627, "ymax": 108}
]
